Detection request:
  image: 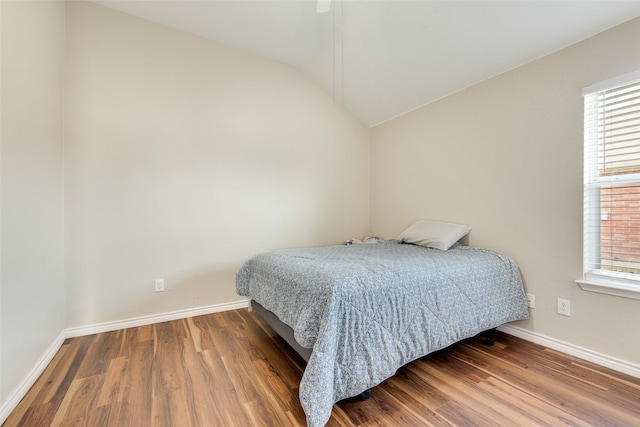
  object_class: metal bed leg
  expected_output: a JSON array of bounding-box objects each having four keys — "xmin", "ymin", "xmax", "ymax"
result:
[{"xmin": 360, "ymin": 389, "xmax": 371, "ymax": 401}]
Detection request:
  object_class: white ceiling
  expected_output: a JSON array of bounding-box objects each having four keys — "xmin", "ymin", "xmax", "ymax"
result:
[{"xmin": 92, "ymin": 0, "xmax": 640, "ymax": 127}]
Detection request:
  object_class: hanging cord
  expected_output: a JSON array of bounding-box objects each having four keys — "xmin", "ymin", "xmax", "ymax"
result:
[{"xmin": 332, "ymin": 0, "xmax": 344, "ymax": 106}]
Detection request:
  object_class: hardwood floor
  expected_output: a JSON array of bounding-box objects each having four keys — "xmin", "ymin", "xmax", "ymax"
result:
[{"xmin": 4, "ymin": 309, "xmax": 640, "ymax": 426}]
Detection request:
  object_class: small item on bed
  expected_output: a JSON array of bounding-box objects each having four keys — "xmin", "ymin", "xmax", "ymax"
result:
[
  {"xmin": 397, "ymin": 219, "xmax": 470, "ymax": 250},
  {"xmin": 345, "ymin": 236, "xmax": 386, "ymax": 245}
]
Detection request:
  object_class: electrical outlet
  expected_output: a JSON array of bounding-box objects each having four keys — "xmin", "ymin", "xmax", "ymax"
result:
[
  {"xmin": 557, "ymin": 298, "xmax": 570, "ymax": 316},
  {"xmin": 526, "ymin": 293, "xmax": 535, "ymax": 309},
  {"xmin": 155, "ymin": 279, "xmax": 165, "ymax": 292}
]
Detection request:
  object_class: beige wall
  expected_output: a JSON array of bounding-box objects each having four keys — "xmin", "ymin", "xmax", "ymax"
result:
[
  {"xmin": 371, "ymin": 17, "xmax": 640, "ymax": 364},
  {"xmin": 1, "ymin": 0, "xmax": 65, "ymax": 403},
  {"xmin": 64, "ymin": 2, "xmax": 370, "ymax": 328}
]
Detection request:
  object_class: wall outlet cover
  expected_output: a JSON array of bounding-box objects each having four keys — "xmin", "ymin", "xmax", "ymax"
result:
[
  {"xmin": 526, "ymin": 293, "xmax": 535, "ymax": 308},
  {"xmin": 557, "ymin": 298, "xmax": 571, "ymax": 316}
]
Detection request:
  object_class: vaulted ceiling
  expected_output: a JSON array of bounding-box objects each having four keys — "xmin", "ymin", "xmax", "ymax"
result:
[{"xmin": 92, "ymin": 0, "xmax": 640, "ymax": 127}]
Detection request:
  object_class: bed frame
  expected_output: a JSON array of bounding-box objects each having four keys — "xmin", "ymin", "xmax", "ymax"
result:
[{"xmin": 252, "ymin": 300, "xmax": 312, "ymax": 362}]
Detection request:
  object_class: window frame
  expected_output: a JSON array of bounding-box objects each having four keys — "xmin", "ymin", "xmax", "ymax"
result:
[{"xmin": 577, "ymin": 70, "xmax": 640, "ymax": 300}]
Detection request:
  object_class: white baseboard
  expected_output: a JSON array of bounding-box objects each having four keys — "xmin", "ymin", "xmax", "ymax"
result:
[
  {"xmin": 65, "ymin": 299, "xmax": 251, "ymax": 338},
  {"xmin": 0, "ymin": 331, "xmax": 66, "ymax": 425},
  {"xmin": 498, "ymin": 324, "xmax": 640, "ymax": 379}
]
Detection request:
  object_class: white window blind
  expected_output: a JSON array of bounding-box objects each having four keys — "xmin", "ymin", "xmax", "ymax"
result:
[{"xmin": 583, "ymin": 71, "xmax": 640, "ymax": 292}]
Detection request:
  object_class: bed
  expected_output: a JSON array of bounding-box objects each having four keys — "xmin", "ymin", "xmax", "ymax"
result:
[{"xmin": 236, "ymin": 237, "xmax": 529, "ymax": 427}]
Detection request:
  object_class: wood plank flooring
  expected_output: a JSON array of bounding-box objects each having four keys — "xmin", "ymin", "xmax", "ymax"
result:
[{"xmin": 4, "ymin": 309, "xmax": 640, "ymax": 426}]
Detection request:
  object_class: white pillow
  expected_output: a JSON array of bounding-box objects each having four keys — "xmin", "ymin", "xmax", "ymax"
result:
[{"xmin": 397, "ymin": 220, "xmax": 470, "ymax": 250}]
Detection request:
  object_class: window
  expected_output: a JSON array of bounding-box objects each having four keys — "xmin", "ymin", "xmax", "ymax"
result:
[{"xmin": 579, "ymin": 70, "xmax": 640, "ymax": 299}]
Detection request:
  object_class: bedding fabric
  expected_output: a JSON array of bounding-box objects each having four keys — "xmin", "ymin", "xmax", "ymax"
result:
[{"xmin": 236, "ymin": 241, "xmax": 529, "ymax": 427}]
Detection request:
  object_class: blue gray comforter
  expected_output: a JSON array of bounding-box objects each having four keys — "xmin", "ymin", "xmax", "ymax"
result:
[{"xmin": 236, "ymin": 241, "xmax": 529, "ymax": 426}]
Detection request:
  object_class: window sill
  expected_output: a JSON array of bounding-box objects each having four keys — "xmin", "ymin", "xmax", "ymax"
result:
[{"xmin": 575, "ymin": 279, "xmax": 640, "ymax": 300}]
